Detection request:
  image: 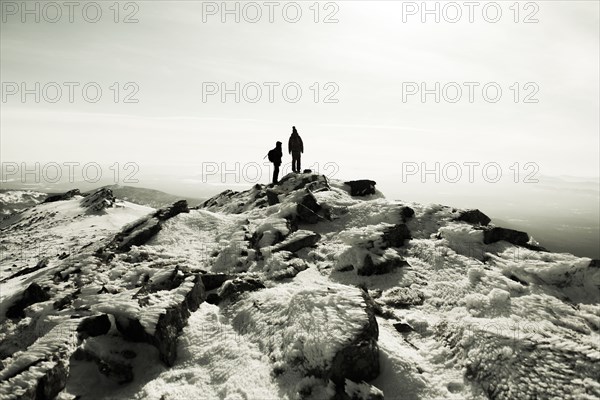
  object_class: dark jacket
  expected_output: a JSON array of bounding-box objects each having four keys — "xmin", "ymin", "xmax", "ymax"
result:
[
  {"xmin": 289, "ymin": 132, "xmax": 303, "ymax": 154},
  {"xmin": 270, "ymin": 143, "xmax": 283, "ymax": 165}
]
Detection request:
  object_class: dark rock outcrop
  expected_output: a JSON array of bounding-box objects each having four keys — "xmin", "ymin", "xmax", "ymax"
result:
[
  {"xmin": 393, "ymin": 322, "xmax": 414, "ymax": 333},
  {"xmin": 80, "ymin": 188, "xmax": 116, "ymax": 212},
  {"xmin": 153, "ymin": 199, "xmax": 189, "ymax": 221},
  {"xmin": 201, "ymin": 273, "xmax": 235, "ymax": 291},
  {"xmin": 97, "ymin": 200, "xmax": 189, "ymax": 256},
  {"xmin": 456, "ymin": 209, "xmax": 491, "ymax": 226},
  {"xmin": 344, "ymin": 180, "xmax": 377, "ymax": 197},
  {"xmin": 114, "ymin": 274, "xmax": 205, "ymax": 366},
  {"xmin": 400, "ymin": 206, "xmax": 415, "ymax": 222},
  {"xmin": 483, "ymin": 227, "xmax": 547, "ymax": 251},
  {"xmin": 77, "ymin": 314, "xmax": 111, "ymax": 339},
  {"xmin": 483, "ymin": 227, "xmax": 529, "ymax": 246},
  {"xmin": 43, "ymin": 189, "xmax": 81, "ymax": 203},
  {"xmin": 266, "ymin": 189, "xmax": 280, "ymax": 206},
  {"xmin": 72, "ymin": 347, "xmax": 133, "ymax": 384},
  {"xmin": 381, "ymin": 224, "xmax": 411, "ymax": 248},
  {"xmin": 297, "ymin": 192, "xmax": 324, "ymax": 224},
  {"xmin": 3, "ymin": 258, "xmax": 49, "ymax": 281},
  {"xmin": 0, "ymin": 321, "xmax": 79, "ymax": 399},
  {"xmin": 328, "ymin": 292, "xmax": 379, "ymax": 386},
  {"xmin": 381, "ymin": 287, "xmax": 425, "ymax": 308},
  {"xmin": 218, "ymin": 276, "xmax": 265, "ymax": 302},
  {"xmin": 358, "ymin": 254, "xmax": 409, "ymax": 276},
  {"xmin": 272, "ymin": 230, "xmax": 321, "ymax": 253},
  {"xmin": 6, "ymin": 282, "xmax": 50, "ymax": 319}
]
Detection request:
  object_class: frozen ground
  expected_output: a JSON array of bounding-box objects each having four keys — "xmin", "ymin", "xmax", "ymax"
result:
[{"xmin": 0, "ymin": 173, "xmax": 598, "ymax": 399}]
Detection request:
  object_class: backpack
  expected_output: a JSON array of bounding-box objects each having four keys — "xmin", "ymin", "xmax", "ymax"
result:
[{"xmin": 267, "ymin": 149, "xmax": 276, "ymax": 162}]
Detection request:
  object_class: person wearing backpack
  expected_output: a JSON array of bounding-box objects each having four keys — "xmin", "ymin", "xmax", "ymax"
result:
[
  {"xmin": 267, "ymin": 141, "xmax": 283, "ymax": 184},
  {"xmin": 288, "ymin": 126, "xmax": 304, "ymax": 173}
]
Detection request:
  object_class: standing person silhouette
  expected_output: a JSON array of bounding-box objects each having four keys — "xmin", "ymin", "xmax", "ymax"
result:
[
  {"xmin": 288, "ymin": 126, "xmax": 304, "ymax": 173},
  {"xmin": 267, "ymin": 141, "xmax": 283, "ymax": 184}
]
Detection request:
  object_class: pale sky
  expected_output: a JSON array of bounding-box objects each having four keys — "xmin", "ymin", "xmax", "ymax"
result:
[{"xmin": 1, "ymin": 0, "xmax": 599, "ymax": 188}]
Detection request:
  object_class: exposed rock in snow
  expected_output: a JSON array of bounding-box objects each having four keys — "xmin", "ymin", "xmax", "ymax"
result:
[
  {"xmin": 344, "ymin": 180, "xmax": 377, "ymax": 197},
  {"xmin": 97, "ymin": 200, "xmax": 189, "ymax": 255},
  {"xmin": 218, "ymin": 276, "xmax": 266, "ymax": 302},
  {"xmin": 200, "ymin": 273, "xmax": 235, "ymax": 291},
  {"xmin": 5, "ymin": 282, "xmax": 50, "ymax": 319},
  {"xmin": 345, "ymin": 378, "xmax": 384, "ymax": 400},
  {"xmin": 456, "ymin": 209, "xmax": 491, "ymax": 226},
  {"xmin": 80, "ymin": 188, "xmax": 116, "ymax": 213},
  {"xmin": 297, "ymin": 191, "xmax": 328, "ymax": 224},
  {"xmin": 271, "ymin": 230, "xmax": 321, "ymax": 254},
  {"xmin": 43, "ymin": 189, "xmax": 81, "ymax": 204},
  {"xmin": 103, "ymin": 272, "xmax": 205, "ymax": 366},
  {"xmin": 227, "ymin": 274, "xmax": 379, "ymax": 390}
]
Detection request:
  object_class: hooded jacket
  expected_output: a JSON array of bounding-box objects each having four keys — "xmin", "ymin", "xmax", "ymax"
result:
[{"xmin": 288, "ymin": 132, "xmax": 304, "ymax": 154}]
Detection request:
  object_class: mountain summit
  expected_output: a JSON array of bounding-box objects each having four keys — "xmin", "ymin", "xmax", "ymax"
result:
[{"xmin": 0, "ymin": 173, "xmax": 598, "ymax": 400}]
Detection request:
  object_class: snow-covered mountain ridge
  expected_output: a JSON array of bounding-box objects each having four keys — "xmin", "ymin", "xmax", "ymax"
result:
[{"xmin": 0, "ymin": 173, "xmax": 598, "ymax": 400}]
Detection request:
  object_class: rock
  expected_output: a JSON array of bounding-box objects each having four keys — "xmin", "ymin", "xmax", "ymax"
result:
[
  {"xmin": 98, "ymin": 200, "xmax": 189, "ymax": 256},
  {"xmin": 230, "ymin": 282, "xmax": 380, "ymax": 392},
  {"xmin": 114, "ymin": 274, "xmax": 205, "ymax": 366},
  {"xmin": 590, "ymin": 259, "xmax": 600, "ymax": 268},
  {"xmin": 0, "ymin": 321, "xmax": 78, "ymax": 399},
  {"xmin": 80, "ymin": 188, "xmax": 116, "ymax": 212},
  {"xmin": 6, "ymin": 282, "xmax": 50, "ymax": 319},
  {"xmin": 77, "ymin": 314, "xmax": 111, "ymax": 338},
  {"xmin": 328, "ymin": 292, "xmax": 379, "ymax": 386},
  {"xmin": 135, "ymin": 267, "xmax": 186, "ymax": 298},
  {"xmin": 381, "ymin": 287, "xmax": 425, "ymax": 308},
  {"xmin": 218, "ymin": 276, "xmax": 266, "ymax": 302},
  {"xmin": 507, "ymin": 274, "xmax": 529, "ymax": 286},
  {"xmin": 4, "ymin": 258, "xmax": 49, "ymax": 281},
  {"xmin": 43, "ymin": 189, "xmax": 81, "ymax": 203},
  {"xmin": 344, "ymin": 180, "xmax": 377, "ymax": 196},
  {"xmin": 95, "ymin": 358, "xmax": 133, "ymax": 384},
  {"xmin": 483, "ymin": 227, "xmax": 529, "ymax": 246},
  {"xmin": 296, "ymin": 192, "xmax": 323, "ymax": 224},
  {"xmin": 358, "ymin": 253, "xmax": 409, "ymax": 276},
  {"xmin": 114, "ymin": 218, "xmax": 162, "ymax": 253},
  {"xmin": 206, "ymin": 293, "xmax": 220, "ymax": 305},
  {"xmin": 272, "ymin": 230, "xmax": 321, "ymax": 253},
  {"xmin": 72, "ymin": 348, "xmax": 133, "ymax": 384},
  {"xmin": 266, "ymin": 189, "xmax": 280, "ymax": 205},
  {"xmin": 456, "ymin": 209, "xmax": 491, "ymax": 226},
  {"xmin": 303, "ymin": 169, "xmax": 312, "ymax": 173},
  {"xmin": 400, "ymin": 206, "xmax": 415, "ymax": 221},
  {"xmin": 344, "ymin": 379, "xmax": 385, "ymax": 400},
  {"xmin": 201, "ymin": 273, "xmax": 235, "ymax": 291},
  {"xmin": 381, "ymin": 224, "xmax": 411, "ymax": 248},
  {"xmin": 53, "ymin": 289, "xmax": 80, "ymax": 310},
  {"xmin": 153, "ymin": 199, "xmax": 189, "ymax": 221},
  {"xmin": 393, "ymin": 322, "xmax": 414, "ymax": 333}
]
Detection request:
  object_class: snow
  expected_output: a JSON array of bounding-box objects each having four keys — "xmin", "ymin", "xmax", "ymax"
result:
[
  {"xmin": 132, "ymin": 302, "xmax": 283, "ymax": 400},
  {"xmin": 228, "ymin": 269, "xmax": 370, "ymax": 376},
  {"xmin": 1, "ymin": 175, "xmax": 598, "ymax": 399}
]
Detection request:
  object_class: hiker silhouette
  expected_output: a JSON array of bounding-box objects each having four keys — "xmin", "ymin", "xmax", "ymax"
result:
[
  {"xmin": 288, "ymin": 126, "xmax": 304, "ymax": 173},
  {"xmin": 267, "ymin": 141, "xmax": 283, "ymax": 184}
]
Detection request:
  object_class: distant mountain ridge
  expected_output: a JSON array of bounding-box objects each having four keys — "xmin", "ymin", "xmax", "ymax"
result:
[
  {"xmin": 0, "ymin": 185, "xmax": 204, "ymax": 221},
  {"xmin": 96, "ymin": 185, "xmax": 205, "ymax": 209}
]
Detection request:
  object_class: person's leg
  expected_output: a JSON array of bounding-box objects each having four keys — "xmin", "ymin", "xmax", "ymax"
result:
[
  {"xmin": 273, "ymin": 164, "xmax": 279, "ymax": 184},
  {"xmin": 292, "ymin": 152, "xmax": 300, "ymax": 172},
  {"xmin": 297, "ymin": 153, "xmax": 301, "ymax": 172}
]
